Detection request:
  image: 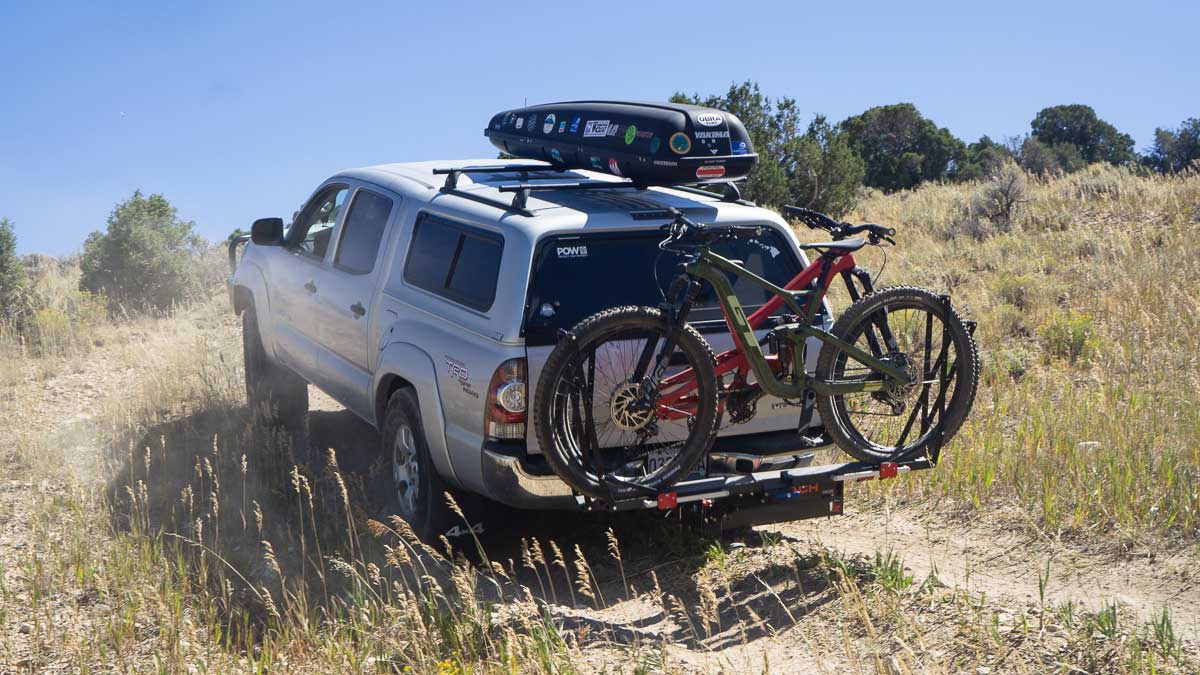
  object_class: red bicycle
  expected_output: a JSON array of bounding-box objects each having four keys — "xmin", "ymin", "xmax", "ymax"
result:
[{"xmin": 532, "ymin": 207, "xmax": 979, "ymax": 501}]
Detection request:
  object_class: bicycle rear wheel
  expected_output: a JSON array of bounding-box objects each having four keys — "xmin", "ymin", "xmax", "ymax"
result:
[
  {"xmin": 815, "ymin": 286, "xmax": 979, "ymax": 463},
  {"xmin": 532, "ymin": 306, "xmax": 719, "ymax": 501}
]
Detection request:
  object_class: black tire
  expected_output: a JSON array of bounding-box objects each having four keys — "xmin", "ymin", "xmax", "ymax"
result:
[
  {"xmin": 243, "ymin": 305, "xmax": 308, "ymax": 428},
  {"xmin": 533, "ymin": 306, "xmax": 719, "ymax": 501},
  {"xmin": 379, "ymin": 388, "xmax": 455, "ymax": 543},
  {"xmin": 815, "ymin": 286, "xmax": 979, "ymax": 463}
]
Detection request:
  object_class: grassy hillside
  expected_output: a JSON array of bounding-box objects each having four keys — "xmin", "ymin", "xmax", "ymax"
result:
[{"xmin": 840, "ymin": 164, "xmax": 1200, "ymax": 540}]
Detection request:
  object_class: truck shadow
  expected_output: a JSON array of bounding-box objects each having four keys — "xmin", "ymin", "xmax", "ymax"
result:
[{"xmin": 103, "ymin": 403, "xmax": 841, "ymax": 649}]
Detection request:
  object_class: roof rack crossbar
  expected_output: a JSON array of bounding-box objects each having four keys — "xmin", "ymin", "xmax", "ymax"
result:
[
  {"xmin": 437, "ymin": 187, "xmax": 535, "ymax": 218},
  {"xmin": 433, "ymin": 164, "xmax": 567, "ymax": 189}
]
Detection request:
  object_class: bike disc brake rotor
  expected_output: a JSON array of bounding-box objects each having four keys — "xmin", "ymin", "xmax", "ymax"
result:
[{"xmin": 608, "ymin": 380, "xmax": 656, "ymax": 431}]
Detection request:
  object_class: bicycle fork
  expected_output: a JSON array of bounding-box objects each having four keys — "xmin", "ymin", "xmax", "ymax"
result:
[
  {"xmin": 841, "ymin": 266, "xmax": 899, "ymax": 356},
  {"xmin": 630, "ymin": 275, "xmax": 701, "ymax": 399}
]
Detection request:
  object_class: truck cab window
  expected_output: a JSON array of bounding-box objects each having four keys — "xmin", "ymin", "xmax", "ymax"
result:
[{"xmin": 289, "ymin": 186, "xmax": 348, "ymax": 260}]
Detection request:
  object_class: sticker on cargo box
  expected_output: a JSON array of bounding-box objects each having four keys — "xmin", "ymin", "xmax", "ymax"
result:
[
  {"xmin": 583, "ymin": 120, "xmax": 610, "ymax": 137},
  {"xmin": 542, "ymin": 113, "xmax": 556, "ymax": 134},
  {"xmin": 731, "ymin": 140, "xmax": 748, "ymax": 155},
  {"xmin": 624, "ymin": 125, "xmax": 638, "ymax": 145},
  {"xmin": 696, "ymin": 112, "xmax": 723, "ymax": 127},
  {"xmin": 608, "ymin": 158, "xmax": 622, "ymax": 176},
  {"xmin": 669, "ymin": 132, "xmax": 691, "ymax": 155}
]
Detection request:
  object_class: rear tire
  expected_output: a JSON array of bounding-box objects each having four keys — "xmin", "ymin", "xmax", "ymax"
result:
[
  {"xmin": 533, "ymin": 306, "xmax": 719, "ymax": 501},
  {"xmin": 378, "ymin": 388, "xmax": 456, "ymax": 543},
  {"xmin": 243, "ymin": 305, "xmax": 308, "ymax": 428},
  {"xmin": 815, "ymin": 286, "xmax": 978, "ymax": 463}
]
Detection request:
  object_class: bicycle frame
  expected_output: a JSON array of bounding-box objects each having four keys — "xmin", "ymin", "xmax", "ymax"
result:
[{"xmin": 649, "ymin": 247, "xmax": 910, "ymax": 421}]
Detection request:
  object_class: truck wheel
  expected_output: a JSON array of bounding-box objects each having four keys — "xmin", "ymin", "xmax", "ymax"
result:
[
  {"xmin": 243, "ymin": 304, "xmax": 308, "ymax": 428},
  {"xmin": 380, "ymin": 388, "xmax": 455, "ymax": 543}
]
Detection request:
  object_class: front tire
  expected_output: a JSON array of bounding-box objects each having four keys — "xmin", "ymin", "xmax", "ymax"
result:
[
  {"xmin": 815, "ymin": 286, "xmax": 979, "ymax": 463},
  {"xmin": 243, "ymin": 305, "xmax": 308, "ymax": 428}
]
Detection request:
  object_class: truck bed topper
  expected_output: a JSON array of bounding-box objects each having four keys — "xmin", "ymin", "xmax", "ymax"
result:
[{"xmin": 485, "ymin": 101, "xmax": 758, "ymax": 187}]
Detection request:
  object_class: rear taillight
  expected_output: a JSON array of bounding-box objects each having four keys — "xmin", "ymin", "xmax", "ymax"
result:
[{"xmin": 485, "ymin": 358, "xmax": 526, "ymax": 440}]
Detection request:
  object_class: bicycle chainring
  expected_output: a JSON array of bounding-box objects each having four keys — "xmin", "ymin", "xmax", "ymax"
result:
[{"xmin": 726, "ymin": 387, "xmax": 764, "ymax": 425}]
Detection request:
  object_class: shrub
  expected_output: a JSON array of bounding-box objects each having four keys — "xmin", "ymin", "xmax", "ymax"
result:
[
  {"xmin": 950, "ymin": 161, "xmax": 1032, "ymax": 239},
  {"xmin": 80, "ymin": 191, "xmax": 207, "ymax": 314},
  {"xmin": 1037, "ymin": 311, "xmax": 1098, "ymax": 364},
  {"xmin": 0, "ymin": 217, "xmax": 27, "ymax": 322},
  {"xmin": 984, "ymin": 343, "xmax": 1036, "ymax": 383},
  {"xmin": 992, "ymin": 303, "xmax": 1030, "ymax": 338},
  {"xmin": 992, "ymin": 274, "xmax": 1035, "ymax": 310}
]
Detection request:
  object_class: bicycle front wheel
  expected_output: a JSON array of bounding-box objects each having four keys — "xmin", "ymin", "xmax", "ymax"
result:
[
  {"xmin": 815, "ymin": 286, "xmax": 979, "ymax": 463},
  {"xmin": 532, "ymin": 306, "xmax": 719, "ymax": 501}
]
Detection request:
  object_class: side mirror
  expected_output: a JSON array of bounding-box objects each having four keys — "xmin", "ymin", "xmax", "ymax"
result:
[{"xmin": 250, "ymin": 217, "xmax": 284, "ymax": 246}]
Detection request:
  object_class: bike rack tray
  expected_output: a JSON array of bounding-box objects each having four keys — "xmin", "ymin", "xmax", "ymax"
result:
[{"xmin": 580, "ymin": 456, "xmax": 936, "ymax": 528}]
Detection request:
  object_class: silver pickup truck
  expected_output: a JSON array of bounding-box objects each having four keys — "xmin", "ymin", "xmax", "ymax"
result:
[{"xmin": 229, "ymin": 160, "xmax": 833, "ymax": 539}]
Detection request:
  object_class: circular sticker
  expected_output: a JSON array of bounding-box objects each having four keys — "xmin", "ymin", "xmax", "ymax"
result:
[
  {"xmin": 550, "ymin": 148, "xmax": 563, "ymax": 164},
  {"xmin": 649, "ymin": 136, "xmax": 661, "ymax": 154},
  {"xmin": 624, "ymin": 125, "xmax": 637, "ymax": 145},
  {"xmin": 669, "ymin": 132, "xmax": 691, "ymax": 155},
  {"xmin": 608, "ymin": 158, "xmax": 622, "ymax": 176}
]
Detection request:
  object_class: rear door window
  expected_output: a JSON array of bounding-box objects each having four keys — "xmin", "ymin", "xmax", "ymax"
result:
[
  {"xmin": 403, "ymin": 213, "xmax": 504, "ymax": 311},
  {"xmin": 524, "ymin": 228, "xmax": 803, "ymax": 345},
  {"xmin": 334, "ymin": 189, "xmax": 394, "ymax": 275}
]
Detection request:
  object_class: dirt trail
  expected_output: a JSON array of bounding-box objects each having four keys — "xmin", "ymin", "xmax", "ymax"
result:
[{"xmin": 777, "ymin": 504, "xmax": 1200, "ymax": 640}]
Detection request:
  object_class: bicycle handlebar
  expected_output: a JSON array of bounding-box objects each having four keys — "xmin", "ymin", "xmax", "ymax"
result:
[
  {"xmin": 661, "ymin": 209, "xmax": 764, "ymax": 250},
  {"xmin": 781, "ymin": 205, "xmax": 896, "ymax": 245}
]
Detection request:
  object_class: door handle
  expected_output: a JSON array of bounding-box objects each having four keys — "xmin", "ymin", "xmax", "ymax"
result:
[
  {"xmin": 304, "ymin": 281, "xmax": 317, "ymax": 294},
  {"xmin": 350, "ymin": 301, "xmax": 366, "ymax": 318}
]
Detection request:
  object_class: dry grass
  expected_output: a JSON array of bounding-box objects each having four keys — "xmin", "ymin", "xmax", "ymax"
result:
[{"xmin": 2, "ymin": 166, "xmax": 1199, "ymax": 673}]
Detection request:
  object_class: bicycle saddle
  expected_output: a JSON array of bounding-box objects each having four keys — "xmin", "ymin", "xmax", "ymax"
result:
[{"xmin": 798, "ymin": 237, "xmax": 866, "ymax": 252}]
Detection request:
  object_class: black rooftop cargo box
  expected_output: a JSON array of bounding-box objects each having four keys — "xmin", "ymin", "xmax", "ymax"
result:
[{"xmin": 484, "ymin": 101, "xmax": 758, "ymax": 187}]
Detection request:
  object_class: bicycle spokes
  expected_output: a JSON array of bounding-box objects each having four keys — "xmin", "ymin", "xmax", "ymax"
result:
[
  {"xmin": 830, "ymin": 303, "xmax": 960, "ymax": 452},
  {"xmin": 550, "ymin": 329, "xmax": 695, "ymax": 479}
]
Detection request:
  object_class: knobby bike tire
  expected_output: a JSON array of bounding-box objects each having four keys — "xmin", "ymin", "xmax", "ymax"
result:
[
  {"xmin": 533, "ymin": 306, "xmax": 719, "ymax": 500},
  {"xmin": 815, "ymin": 286, "xmax": 979, "ymax": 463}
]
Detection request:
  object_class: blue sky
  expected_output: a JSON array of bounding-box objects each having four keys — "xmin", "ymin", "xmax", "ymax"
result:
[{"xmin": 2, "ymin": 0, "xmax": 1196, "ymax": 255}]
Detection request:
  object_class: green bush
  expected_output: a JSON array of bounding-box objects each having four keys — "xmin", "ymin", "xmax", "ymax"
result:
[
  {"xmin": 992, "ymin": 274, "xmax": 1035, "ymax": 309},
  {"xmin": 0, "ymin": 218, "xmax": 27, "ymax": 322},
  {"xmin": 80, "ymin": 191, "xmax": 207, "ymax": 314},
  {"xmin": 1037, "ymin": 311, "xmax": 1098, "ymax": 364},
  {"xmin": 992, "ymin": 303, "xmax": 1030, "ymax": 338},
  {"xmin": 984, "ymin": 344, "xmax": 1036, "ymax": 383}
]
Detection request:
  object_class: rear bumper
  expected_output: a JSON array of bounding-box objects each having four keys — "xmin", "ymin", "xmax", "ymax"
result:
[{"xmin": 480, "ymin": 447, "xmax": 578, "ymax": 510}]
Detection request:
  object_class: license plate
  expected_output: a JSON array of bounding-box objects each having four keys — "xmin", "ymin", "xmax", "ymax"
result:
[{"xmin": 644, "ymin": 447, "xmax": 676, "ymax": 474}]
